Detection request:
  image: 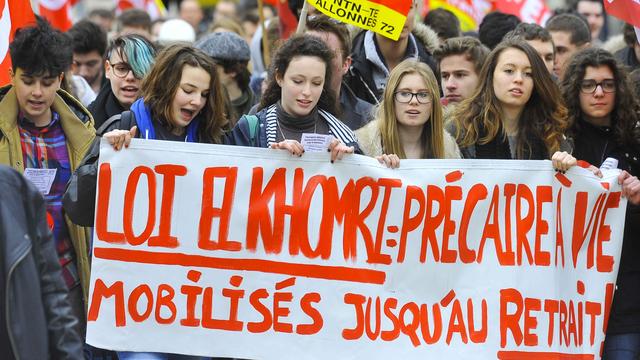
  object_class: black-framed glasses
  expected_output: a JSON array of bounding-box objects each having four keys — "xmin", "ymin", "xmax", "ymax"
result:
[
  {"xmin": 394, "ymin": 91, "xmax": 432, "ymax": 104},
  {"xmin": 580, "ymin": 79, "xmax": 616, "ymax": 94},
  {"xmin": 108, "ymin": 61, "xmax": 136, "ymax": 79}
]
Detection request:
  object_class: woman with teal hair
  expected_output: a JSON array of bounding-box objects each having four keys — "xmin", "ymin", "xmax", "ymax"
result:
[{"xmin": 88, "ymin": 34, "xmax": 157, "ymax": 129}]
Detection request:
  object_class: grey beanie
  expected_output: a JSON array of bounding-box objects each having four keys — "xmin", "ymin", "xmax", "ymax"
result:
[{"xmin": 195, "ymin": 31, "xmax": 251, "ymax": 62}]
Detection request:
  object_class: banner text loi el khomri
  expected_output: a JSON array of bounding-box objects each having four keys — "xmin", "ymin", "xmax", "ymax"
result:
[{"xmin": 87, "ymin": 139, "xmax": 626, "ymax": 359}]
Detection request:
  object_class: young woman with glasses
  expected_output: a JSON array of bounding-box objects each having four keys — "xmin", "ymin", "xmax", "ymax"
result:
[
  {"xmin": 88, "ymin": 34, "xmax": 156, "ymax": 129},
  {"xmin": 356, "ymin": 59, "xmax": 460, "ymax": 168},
  {"xmin": 450, "ymin": 39, "xmax": 576, "ymax": 170},
  {"xmin": 561, "ymin": 47, "xmax": 640, "ymax": 360}
]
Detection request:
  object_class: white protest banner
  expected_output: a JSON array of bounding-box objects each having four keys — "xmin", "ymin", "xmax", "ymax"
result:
[{"xmin": 87, "ymin": 139, "xmax": 626, "ymax": 359}]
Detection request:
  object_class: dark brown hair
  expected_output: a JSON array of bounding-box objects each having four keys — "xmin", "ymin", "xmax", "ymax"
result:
[
  {"xmin": 561, "ymin": 47, "xmax": 640, "ymax": 149},
  {"xmin": 140, "ymin": 44, "xmax": 227, "ymax": 143},
  {"xmin": 259, "ymin": 35, "xmax": 336, "ymax": 115},
  {"xmin": 434, "ymin": 36, "xmax": 490, "ymax": 76},
  {"xmin": 453, "ymin": 39, "xmax": 569, "ymax": 158}
]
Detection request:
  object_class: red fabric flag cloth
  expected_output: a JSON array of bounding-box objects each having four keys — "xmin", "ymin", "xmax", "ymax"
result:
[
  {"xmin": 492, "ymin": 0, "xmax": 551, "ymax": 25},
  {"xmin": 117, "ymin": 0, "xmax": 144, "ymax": 11},
  {"xmin": 604, "ymin": 0, "xmax": 640, "ymax": 28},
  {"xmin": 117, "ymin": 0, "xmax": 165, "ymax": 20},
  {"xmin": 369, "ymin": 0, "xmax": 413, "ymax": 16},
  {"xmin": 277, "ymin": 0, "xmax": 298, "ymax": 40},
  {"xmin": 38, "ymin": 0, "xmax": 72, "ymax": 31},
  {"xmin": 0, "ymin": 0, "xmax": 36, "ymax": 85}
]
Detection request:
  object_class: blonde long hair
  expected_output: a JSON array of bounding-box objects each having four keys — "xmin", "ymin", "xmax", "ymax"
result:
[{"xmin": 376, "ymin": 59, "xmax": 445, "ymax": 159}]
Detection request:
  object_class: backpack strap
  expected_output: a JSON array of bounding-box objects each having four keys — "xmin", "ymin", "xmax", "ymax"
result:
[
  {"xmin": 245, "ymin": 114, "xmax": 259, "ymax": 144},
  {"xmin": 96, "ymin": 110, "xmax": 135, "ymax": 136},
  {"xmin": 120, "ymin": 110, "xmax": 134, "ymax": 130}
]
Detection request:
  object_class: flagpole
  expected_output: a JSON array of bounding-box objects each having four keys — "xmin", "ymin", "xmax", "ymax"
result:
[
  {"xmin": 258, "ymin": 0, "xmax": 270, "ymax": 68},
  {"xmin": 296, "ymin": 0, "xmax": 310, "ymax": 34}
]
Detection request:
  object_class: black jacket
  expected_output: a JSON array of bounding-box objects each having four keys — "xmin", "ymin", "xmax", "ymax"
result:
[
  {"xmin": 339, "ymin": 82, "xmax": 374, "ymax": 130},
  {"xmin": 345, "ymin": 24, "xmax": 439, "ymax": 105},
  {"xmin": 614, "ymin": 46, "xmax": 640, "ymax": 73},
  {"xmin": 63, "ymin": 110, "xmax": 137, "ymax": 227},
  {"xmin": 571, "ymin": 120, "xmax": 640, "ymax": 334},
  {"xmin": 64, "ymin": 109, "xmax": 213, "ymax": 227},
  {"xmin": 0, "ymin": 165, "xmax": 83, "ymax": 360},
  {"xmin": 87, "ymin": 82, "xmax": 126, "ymax": 130}
]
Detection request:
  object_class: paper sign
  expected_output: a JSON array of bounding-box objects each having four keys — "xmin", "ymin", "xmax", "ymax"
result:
[
  {"xmin": 23, "ymin": 167, "xmax": 57, "ymax": 195},
  {"xmin": 307, "ymin": 0, "xmax": 412, "ymax": 41},
  {"xmin": 301, "ymin": 133, "xmax": 332, "ymax": 152},
  {"xmin": 87, "ymin": 139, "xmax": 626, "ymax": 359}
]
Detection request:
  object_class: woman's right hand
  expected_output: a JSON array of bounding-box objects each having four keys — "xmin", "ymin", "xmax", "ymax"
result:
[
  {"xmin": 104, "ymin": 126, "xmax": 137, "ymax": 151},
  {"xmin": 270, "ymin": 139, "xmax": 305, "ymax": 157},
  {"xmin": 376, "ymin": 154, "xmax": 400, "ymax": 169}
]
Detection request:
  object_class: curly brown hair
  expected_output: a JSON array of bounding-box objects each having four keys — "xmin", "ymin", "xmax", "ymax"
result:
[
  {"xmin": 452, "ymin": 39, "xmax": 569, "ymax": 158},
  {"xmin": 258, "ymin": 35, "xmax": 336, "ymax": 115},
  {"xmin": 560, "ymin": 47, "xmax": 640, "ymax": 149}
]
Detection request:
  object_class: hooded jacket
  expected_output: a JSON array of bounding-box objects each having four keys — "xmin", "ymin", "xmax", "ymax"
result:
[
  {"xmin": 346, "ymin": 23, "xmax": 440, "ymax": 105},
  {"xmin": 0, "ymin": 165, "xmax": 84, "ymax": 360},
  {"xmin": 0, "ymin": 85, "xmax": 96, "ymax": 307},
  {"xmin": 615, "ymin": 46, "xmax": 640, "ymax": 72}
]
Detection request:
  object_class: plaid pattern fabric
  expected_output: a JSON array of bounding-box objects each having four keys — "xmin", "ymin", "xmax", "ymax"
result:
[{"xmin": 19, "ymin": 112, "xmax": 79, "ymax": 290}]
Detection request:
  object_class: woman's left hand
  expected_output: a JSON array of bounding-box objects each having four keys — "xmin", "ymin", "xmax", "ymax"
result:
[
  {"xmin": 619, "ymin": 170, "xmax": 640, "ymax": 205},
  {"xmin": 270, "ymin": 139, "xmax": 305, "ymax": 157},
  {"xmin": 328, "ymin": 138, "xmax": 354, "ymax": 163},
  {"xmin": 551, "ymin": 151, "xmax": 577, "ymax": 172}
]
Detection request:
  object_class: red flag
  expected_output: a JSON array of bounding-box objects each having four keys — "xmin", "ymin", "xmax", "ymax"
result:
[
  {"xmin": 604, "ymin": 0, "xmax": 640, "ymax": 28},
  {"xmin": 117, "ymin": 0, "xmax": 145, "ymax": 13},
  {"xmin": 493, "ymin": 0, "xmax": 551, "ymax": 25},
  {"xmin": 277, "ymin": 0, "xmax": 297, "ymax": 39},
  {"xmin": 38, "ymin": 0, "xmax": 72, "ymax": 31},
  {"xmin": 0, "ymin": 0, "xmax": 36, "ymax": 85},
  {"xmin": 117, "ymin": 0, "xmax": 166, "ymax": 20}
]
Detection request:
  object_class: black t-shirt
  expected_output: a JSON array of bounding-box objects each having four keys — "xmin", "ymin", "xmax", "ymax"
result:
[{"xmin": 154, "ymin": 123, "xmax": 188, "ymax": 142}]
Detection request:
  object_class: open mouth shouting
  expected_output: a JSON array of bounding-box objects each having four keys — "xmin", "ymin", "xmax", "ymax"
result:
[{"xmin": 180, "ymin": 108, "xmax": 197, "ymax": 122}]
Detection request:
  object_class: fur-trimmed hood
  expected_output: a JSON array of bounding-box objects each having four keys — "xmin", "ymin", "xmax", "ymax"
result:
[
  {"xmin": 346, "ymin": 23, "xmax": 440, "ymax": 105},
  {"xmin": 348, "ymin": 22, "xmax": 440, "ymax": 54},
  {"xmin": 412, "ymin": 22, "xmax": 440, "ymax": 54}
]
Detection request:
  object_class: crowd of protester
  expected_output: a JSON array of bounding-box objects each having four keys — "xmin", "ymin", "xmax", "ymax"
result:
[{"xmin": 2, "ymin": 0, "xmax": 640, "ymax": 358}]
